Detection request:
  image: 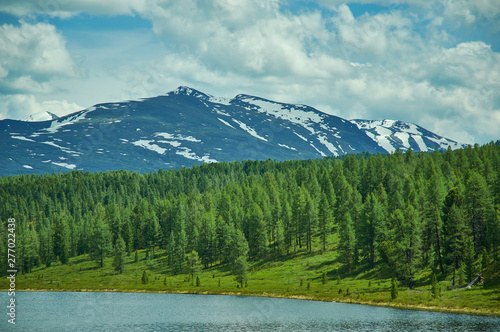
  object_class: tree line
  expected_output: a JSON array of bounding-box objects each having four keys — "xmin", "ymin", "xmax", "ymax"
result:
[{"xmin": 1, "ymin": 142, "xmax": 499, "ymax": 287}]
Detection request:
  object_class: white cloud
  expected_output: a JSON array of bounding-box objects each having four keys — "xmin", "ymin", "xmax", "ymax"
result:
[
  {"xmin": 0, "ymin": 0, "xmax": 147, "ymax": 18},
  {"xmin": 0, "ymin": 21, "xmax": 77, "ymax": 94},
  {"xmin": 105, "ymin": 2, "xmax": 499, "ymax": 144},
  {"xmin": 1, "ymin": 1, "xmax": 499, "ymax": 144},
  {"xmin": 0, "ymin": 95, "xmax": 81, "ymax": 120},
  {"xmin": 441, "ymin": 0, "xmax": 500, "ymax": 25}
]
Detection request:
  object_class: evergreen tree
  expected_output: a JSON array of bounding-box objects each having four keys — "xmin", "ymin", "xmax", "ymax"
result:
[
  {"xmin": 246, "ymin": 203, "xmax": 268, "ymax": 259},
  {"xmin": 233, "ymin": 255, "xmax": 249, "ymax": 288},
  {"xmin": 443, "ymin": 202, "xmax": 468, "ymax": 286},
  {"xmin": 282, "ymin": 200, "xmax": 293, "ymax": 254},
  {"xmin": 339, "ymin": 211, "xmax": 356, "ymax": 273},
  {"xmin": 53, "ymin": 217, "xmax": 69, "ymax": 264},
  {"xmin": 391, "ymin": 275, "xmax": 398, "ymax": 300},
  {"xmin": 305, "ymin": 194, "xmax": 318, "ymax": 253},
  {"xmin": 90, "ymin": 207, "xmax": 112, "ymax": 268},
  {"xmin": 141, "ymin": 270, "xmax": 149, "ymax": 284},
  {"xmin": 113, "ymin": 235, "xmax": 126, "ymax": 273},
  {"xmin": 24, "ymin": 227, "xmax": 40, "ymax": 273},
  {"xmin": 393, "ymin": 204, "xmax": 421, "ymax": 289},
  {"xmin": 359, "ymin": 194, "xmax": 385, "ymax": 269},
  {"xmin": 464, "ymin": 236, "xmax": 476, "ymax": 283},
  {"xmin": 431, "ymin": 273, "xmax": 440, "ymax": 299},
  {"xmin": 465, "ymin": 171, "xmax": 493, "ymax": 253},
  {"xmin": 318, "ymin": 192, "xmax": 332, "ymax": 251},
  {"xmin": 144, "ymin": 213, "xmax": 161, "ymax": 259},
  {"xmin": 425, "ymin": 171, "xmax": 446, "ymax": 274},
  {"xmin": 187, "ymin": 250, "xmax": 202, "ymax": 284}
]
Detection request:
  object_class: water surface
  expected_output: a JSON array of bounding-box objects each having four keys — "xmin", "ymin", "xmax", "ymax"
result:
[{"xmin": 1, "ymin": 291, "xmax": 499, "ymax": 331}]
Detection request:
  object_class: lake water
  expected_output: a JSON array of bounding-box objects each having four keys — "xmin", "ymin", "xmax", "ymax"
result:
[{"xmin": 1, "ymin": 291, "xmax": 500, "ymax": 331}]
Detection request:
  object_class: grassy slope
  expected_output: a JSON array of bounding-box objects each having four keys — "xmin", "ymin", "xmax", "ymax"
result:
[{"xmin": 2, "ymin": 235, "xmax": 500, "ymax": 316}]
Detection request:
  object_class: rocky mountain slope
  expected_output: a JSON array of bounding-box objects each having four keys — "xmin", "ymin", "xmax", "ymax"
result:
[{"xmin": 0, "ymin": 86, "xmax": 465, "ymax": 176}]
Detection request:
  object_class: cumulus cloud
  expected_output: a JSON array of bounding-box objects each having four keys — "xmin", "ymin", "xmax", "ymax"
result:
[
  {"xmin": 0, "ymin": 0, "xmax": 147, "ymax": 18},
  {"xmin": 103, "ymin": 1, "xmax": 499, "ymax": 144},
  {"xmin": 441, "ymin": 0, "xmax": 500, "ymax": 24},
  {"xmin": 0, "ymin": 95, "xmax": 81, "ymax": 120},
  {"xmin": 1, "ymin": 1, "xmax": 499, "ymax": 144},
  {"xmin": 0, "ymin": 21, "xmax": 78, "ymax": 94}
]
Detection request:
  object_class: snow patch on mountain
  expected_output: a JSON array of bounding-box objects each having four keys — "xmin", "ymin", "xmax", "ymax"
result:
[
  {"xmin": 238, "ymin": 96, "xmax": 323, "ymax": 135},
  {"xmin": 12, "ymin": 135, "xmax": 35, "ymax": 142},
  {"xmin": 232, "ymin": 119, "xmax": 267, "ymax": 141},
  {"xmin": 132, "ymin": 140, "xmax": 167, "ymax": 154},
  {"xmin": 218, "ymin": 118, "xmax": 236, "ymax": 129},
  {"xmin": 317, "ymin": 135, "xmax": 339, "ymax": 156},
  {"xmin": 294, "ymin": 132, "xmax": 308, "ymax": 142},
  {"xmin": 176, "ymin": 147, "xmax": 217, "ymax": 163},
  {"xmin": 155, "ymin": 132, "xmax": 201, "ymax": 142},
  {"xmin": 42, "ymin": 107, "xmax": 95, "ymax": 134},
  {"xmin": 278, "ymin": 143, "xmax": 297, "ymax": 151},
  {"xmin": 52, "ymin": 162, "xmax": 76, "ymax": 170},
  {"xmin": 310, "ymin": 143, "xmax": 326, "ymax": 157},
  {"xmin": 351, "ymin": 119, "xmax": 464, "ymax": 153},
  {"xmin": 25, "ymin": 111, "xmax": 60, "ymax": 122}
]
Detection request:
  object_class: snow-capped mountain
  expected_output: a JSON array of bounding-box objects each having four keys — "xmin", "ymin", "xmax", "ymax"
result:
[
  {"xmin": 351, "ymin": 119, "xmax": 464, "ymax": 153},
  {"xmin": 25, "ymin": 111, "xmax": 60, "ymax": 122},
  {"xmin": 0, "ymin": 86, "xmax": 465, "ymax": 176}
]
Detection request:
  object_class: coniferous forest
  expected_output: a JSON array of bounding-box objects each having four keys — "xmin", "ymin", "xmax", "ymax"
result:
[{"xmin": 1, "ymin": 143, "xmax": 500, "ymax": 310}]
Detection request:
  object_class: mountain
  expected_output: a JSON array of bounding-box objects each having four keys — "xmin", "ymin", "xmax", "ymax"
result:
[
  {"xmin": 0, "ymin": 86, "xmax": 465, "ymax": 176},
  {"xmin": 25, "ymin": 111, "xmax": 60, "ymax": 122},
  {"xmin": 351, "ymin": 119, "xmax": 464, "ymax": 154}
]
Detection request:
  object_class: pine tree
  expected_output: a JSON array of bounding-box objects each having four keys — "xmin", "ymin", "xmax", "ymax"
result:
[
  {"xmin": 24, "ymin": 227, "xmax": 40, "ymax": 273},
  {"xmin": 425, "ymin": 171, "xmax": 446, "ymax": 274},
  {"xmin": 246, "ymin": 203, "xmax": 268, "ymax": 259},
  {"xmin": 141, "ymin": 270, "xmax": 148, "ymax": 284},
  {"xmin": 144, "ymin": 213, "xmax": 161, "ymax": 259},
  {"xmin": 431, "ymin": 273, "xmax": 439, "ymax": 299},
  {"xmin": 233, "ymin": 256, "xmax": 249, "ymax": 288},
  {"xmin": 465, "ymin": 171, "xmax": 493, "ymax": 253},
  {"xmin": 443, "ymin": 201, "xmax": 468, "ymax": 286},
  {"xmin": 359, "ymin": 194, "xmax": 385, "ymax": 269},
  {"xmin": 391, "ymin": 276, "xmax": 398, "ymax": 300},
  {"xmin": 90, "ymin": 207, "xmax": 112, "ymax": 268},
  {"xmin": 339, "ymin": 211, "xmax": 356, "ymax": 273},
  {"xmin": 113, "ymin": 236, "xmax": 126, "ymax": 273},
  {"xmin": 318, "ymin": 193, "xmax": 333, "ymax": 251},
  {"xmin": 464, "ymin": 236, "xmax": 476, "ymax": 283},
  {"xmin": 393, "ymin": 204, "xmax": 421, "ymax": 289},
  {"xmin": 305, "ymin": 194, "xmax": 318, "ymax": 253},
  {"xmin": 187, "ymin": 250, "xmax": 202, "ymax": 284},
  {"xmin": 53, "ymin": 217, "xmax": 69, "ymax": 264}
]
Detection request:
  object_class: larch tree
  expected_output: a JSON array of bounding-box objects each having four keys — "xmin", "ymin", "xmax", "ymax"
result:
[
  {"xmin": 318, "ymin": 192, "xmax": 333, "ymax": 251},
  {"xmin": 339, "ymin": 211, "xmax": 356, "ymax": 273},
  {"xmin": 113, "ymin": 235, "xmax": 126, "ymax": 274}
]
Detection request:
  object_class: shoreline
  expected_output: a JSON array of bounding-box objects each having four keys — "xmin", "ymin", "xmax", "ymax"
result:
[{"xmin": 6, "ymin": 287, "xmax": 500, "ymax": 318}]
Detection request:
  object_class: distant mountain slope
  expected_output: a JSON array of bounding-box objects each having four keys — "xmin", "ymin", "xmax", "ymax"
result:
[
  {"xmin": 0, "ymin": 86, "xmax": 466, "ymax": 176},
  {"xmin": 351, "ymin": 119, "xmax": 464, "ymax": 153}
]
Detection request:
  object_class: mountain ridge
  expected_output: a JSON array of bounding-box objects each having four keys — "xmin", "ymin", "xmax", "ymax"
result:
[{"xmin": 0, "ymin": 86, "xmax": 466, "ymax": 176}]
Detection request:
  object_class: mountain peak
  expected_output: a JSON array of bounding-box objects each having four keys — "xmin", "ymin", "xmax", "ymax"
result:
[
  {"xmin": 0, "ymin": 87, "xmax": 466, "ymax": 176},
  {"xmin": 25, "ymin": 111, "xmax": 60, "ymax": 122},
  {"xmin": 169, "ymin": 86, "xmax": 209, "ymax": 99}
]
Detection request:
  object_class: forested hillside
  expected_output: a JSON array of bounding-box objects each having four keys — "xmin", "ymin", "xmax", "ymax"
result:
[{"xmin": 1, "ymin": 143, "xmax": 500, "ymax": 291}]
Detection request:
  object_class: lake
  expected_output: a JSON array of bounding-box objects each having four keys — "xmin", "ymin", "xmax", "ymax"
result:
[{"xmin": 1, "ymin": 291, "xmax": 500, "ymax": 331}]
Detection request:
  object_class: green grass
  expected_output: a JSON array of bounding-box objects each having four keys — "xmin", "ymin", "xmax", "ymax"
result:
[{"xmin": 2, "ymin": 245, "xmax": 500, "ymax": 316}]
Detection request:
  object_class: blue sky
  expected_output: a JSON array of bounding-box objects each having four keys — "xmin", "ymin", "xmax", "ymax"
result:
[{"xmin": 0, "ymin": 0, "xmax": 499, "ymax": 144}]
